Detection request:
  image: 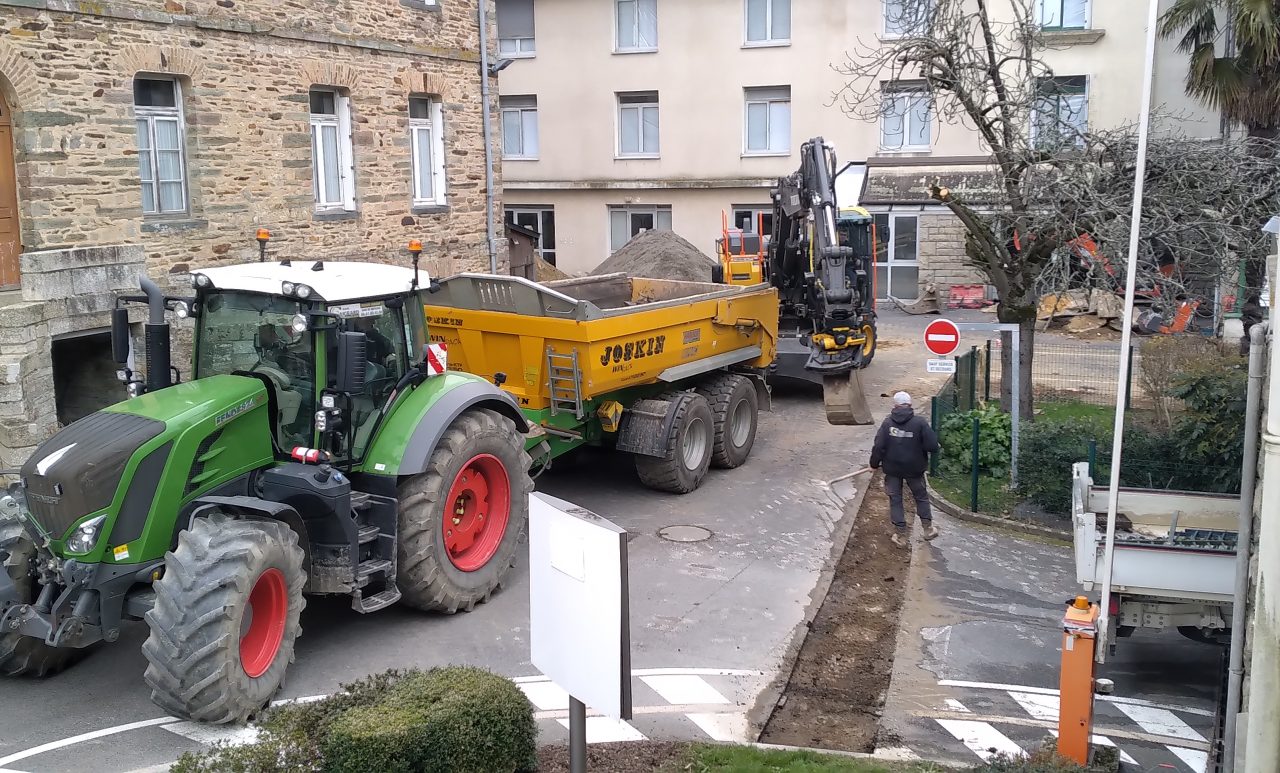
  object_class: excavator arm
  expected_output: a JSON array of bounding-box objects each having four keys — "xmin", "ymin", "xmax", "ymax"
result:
[{"xmin": 767, "ymin": 137, "xmax": 878, "ymax": 425}]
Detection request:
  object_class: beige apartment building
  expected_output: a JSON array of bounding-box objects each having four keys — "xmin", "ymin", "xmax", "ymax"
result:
[{"xmin": 495, "ymin": 0, "xmax": 1219, "ymax": 299}]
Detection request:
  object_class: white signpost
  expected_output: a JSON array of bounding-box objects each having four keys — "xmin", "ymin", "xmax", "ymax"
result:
[
  {"xmin": 926, "ymin": 359, "xmax": 957, "ymax": 374},
  {"xmin": 529, "ymin": 493, "xmax": 632, "ymax": 773}
]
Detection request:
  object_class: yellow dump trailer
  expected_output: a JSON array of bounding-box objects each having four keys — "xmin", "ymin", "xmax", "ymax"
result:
[{"xmin": 424, "ymin": 273, "xmax": 778, "ymax": 493}]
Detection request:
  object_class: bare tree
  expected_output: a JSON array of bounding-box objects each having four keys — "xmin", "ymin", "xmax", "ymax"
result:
[{"xmin": 833, "ymin": 0, "xmax": 1279, "ymax": 418}]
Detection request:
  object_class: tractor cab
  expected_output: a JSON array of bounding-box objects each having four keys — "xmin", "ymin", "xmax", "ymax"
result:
[{"xmin": 182, "ymin": 259, "xmax": 428, "ymax": 463}]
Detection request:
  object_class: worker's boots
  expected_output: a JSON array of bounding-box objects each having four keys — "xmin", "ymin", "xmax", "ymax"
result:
[
  {"xmin": 922, "ymin": 525, "xmax": 940, "ymax": 541},
  {"xmin": 890, "ymin": 532, "xmax": 907, "ymax": 548}
]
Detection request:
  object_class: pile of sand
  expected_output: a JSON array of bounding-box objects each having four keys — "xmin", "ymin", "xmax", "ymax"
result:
[
  {"xmin": 535, "ymin": 255, "xmax": 571, "ymax": 282},
  {"xmin": 590, "ymin": 229, "xmax": 716, "ymax": 283}
]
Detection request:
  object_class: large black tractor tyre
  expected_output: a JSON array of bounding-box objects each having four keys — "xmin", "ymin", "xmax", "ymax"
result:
[
  {"xmin": 635, "ymin": 392, "xmax": 714, "ymax": 494},
  {"xmin": 142, "ymin": 513, "xmax": 305, "ymax": 723},
  {"xmin": 397, "ymin": 408, "xmax": 532, "ymax": 614},
  {"xmin": 696, "ymin": 374, "xmax": 760, "ymax": 469},
  {"xmin": 0, "ymin": 513, "xmax": 92, "ymax": 677}
]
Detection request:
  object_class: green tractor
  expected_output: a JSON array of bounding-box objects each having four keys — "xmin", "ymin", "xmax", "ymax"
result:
[{"xmin": 0, "ymin": 248, "xmax": 538, "ymax": 723}]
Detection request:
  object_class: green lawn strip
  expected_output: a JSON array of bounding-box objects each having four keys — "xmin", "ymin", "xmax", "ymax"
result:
[
  {"xmin": 932, "ymin": 474, "xmax": 1018, "ymax": 516},
  {"xmin": 678, "ymin": 744, "xmax": 946, "ymax": 773}
]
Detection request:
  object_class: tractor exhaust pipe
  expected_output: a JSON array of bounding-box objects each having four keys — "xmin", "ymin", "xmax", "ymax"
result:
[{"xmin": 140, "ymin": 277, "xmax": 172, "ymax": 393}]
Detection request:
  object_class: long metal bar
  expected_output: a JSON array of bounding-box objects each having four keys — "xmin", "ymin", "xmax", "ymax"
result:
[
  {"xmin": 569, "ymin": 696, "xmax": 587, "ymax": 773},
  {"xmin": 478, "ymin": 2, "xmax": 498, "ymax": 274},
  {"xmin": 1097, "ymin": 0, "xmax": 1161, "ymax": 664},
  {"xmin": 1222, "ymin": 322, "xmax": 1266, "ymax": 773}
]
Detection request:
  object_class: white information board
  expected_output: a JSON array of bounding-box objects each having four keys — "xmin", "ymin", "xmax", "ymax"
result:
[
  {"xmin": 927, "ymin": 358, "xmax": 957, "ymax": 373},
  {"xmin": 528, "ymin": 492, "xmax": 632, "ymax": 720}
]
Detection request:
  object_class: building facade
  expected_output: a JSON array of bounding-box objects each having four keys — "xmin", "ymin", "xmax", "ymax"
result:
[
  {"xmin": 0, "ymin": 0, "xmax": 501, "ymax": 469},
  {"xmin": 495, "ymin": 0, "xmax": 1220, "ymax": 296}
]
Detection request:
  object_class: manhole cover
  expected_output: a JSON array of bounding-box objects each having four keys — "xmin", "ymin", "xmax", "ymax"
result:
[{"xmin": 658, "ymin": 525, "xmax": 712, "ymax": 543}]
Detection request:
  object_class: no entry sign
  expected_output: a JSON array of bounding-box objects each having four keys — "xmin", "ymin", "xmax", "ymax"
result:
[{"xmin": 924, "ymin": 319, "xmax": 961, "ymax": 356}]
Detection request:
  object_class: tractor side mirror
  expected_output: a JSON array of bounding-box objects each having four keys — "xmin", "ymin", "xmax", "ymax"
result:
[
  {"xmin": 335, "ymin": 331, "xmax": 368, "ymax": 394},
  {"xmin": 111, "ymin": 308, "xmax": 130, "ymax": 365}
]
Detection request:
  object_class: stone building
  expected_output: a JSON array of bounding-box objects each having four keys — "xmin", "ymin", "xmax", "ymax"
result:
[{"xmin": 0, "ymin": 0, "xmax": 503, "ymax": 469}]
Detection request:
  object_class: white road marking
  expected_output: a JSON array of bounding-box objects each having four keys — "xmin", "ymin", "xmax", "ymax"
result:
[
  {"xmin": 1047, "ymin": 730, "xmax": 1139, "ymax": 766},
  {"xmin": 519, "ymin": 681, "xmax": 570, "ymax": 711},
  {"xmin": 935, "ymin": 719, "xmax": 1025, "ymax": 762},
  {"xmin": 1005, "ymin": 692, "xmax": 1137, "ymax": 765},
  {"xmin": 938, "ymin": 679, "xmax": 1215, "ymax": 717},
  {"xmin": 511, "ymin": 666, "xmax": 765, "ymax": 684},
  {"xmin": 1114, "ymin": 703, "xmax": 1209, "ymax": 771},
  {"xmin": 0, "ymin": 717, "xmax": 177, "ymax": 767},
  {"xmin": 945, "ymin": 698, "xmax": 971, "ymax": 713},
  {"xmin": 555, "ymin": 717, "xmax": 646, "ymax": 743},
  {"xmin": 160, "ymin": 721, "xmax": 261, "ymax": 747},
  {"xmin": 641, "ymin": 674, "xmax": 731, "ymax": 706},
  {"xmin": 686, "ymin": 712, "xmax": 748, "ymax": 742}
]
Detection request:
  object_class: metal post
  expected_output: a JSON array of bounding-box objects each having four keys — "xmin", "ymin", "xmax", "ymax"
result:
[
  {"xmin": 1098, "ymin": 0, "xmax": 1162, "ymax": 663},
  {"xmin": 1010, "ymin": 329, "xmax": 1021, "ymax": 489},
  {"xmin": 984, "ymin": 339, "xmax": 992, "ymax": 402},
  {"xmin": 1124, "ymin": 344, "xmax": 1135, "ymax": 411},
  {"xmin": 970, "ymin": 415, "xmax": 980, "ymax": 512},
  {"xmin": 968, "ymin": 345, "xmax": 978, "ymax": 410},
  {"xmin": 930, "ymin": 397, "xmax": 939, "ymax": 476},
  {"xmin": 569, "ymin": 696, "xmax": 587, "ymax": 773},
  {"xmin": 1088, "ymin": 439, "xmax": 1097, "ymax": 479}
]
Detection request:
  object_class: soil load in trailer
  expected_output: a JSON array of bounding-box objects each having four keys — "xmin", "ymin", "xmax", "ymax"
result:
[{"xmin": 423, "ymin": 272, "xmax": 779, "ymax": 493}]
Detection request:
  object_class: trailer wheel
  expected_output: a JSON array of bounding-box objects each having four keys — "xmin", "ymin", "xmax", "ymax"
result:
[
  {"xmin": 397, "ymin": 408, "xmax": 532, "ymax": 614},
  {"xmin": 0, "ymin": 514, "xmax": 92, "ymax": 677},
  {"xmin": 697, "ymin": 374, "xmax": 759, "ymax": 469},
  {"xmin": 635, "ymin": 392, "xmax": 714, "ymax": 494},
  {"xmin": 142, "ymin": 513, "xmax": 305, "ymax": 723}
]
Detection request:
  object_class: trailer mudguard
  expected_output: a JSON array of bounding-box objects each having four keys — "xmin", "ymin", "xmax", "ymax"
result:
[{"xmin": 360, "ymin": 373, "xmax": 529, "ymax": 478}]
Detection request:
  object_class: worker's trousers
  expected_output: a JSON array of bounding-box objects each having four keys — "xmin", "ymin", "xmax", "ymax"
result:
[{"xmin": 884, "ymin": 475, "xmax": 932, "ymax": 531}]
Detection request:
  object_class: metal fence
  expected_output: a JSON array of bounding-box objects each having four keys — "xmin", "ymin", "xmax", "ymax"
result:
[
  {"xmin": 1030, "ymin": 341, "xmax": 1140, "ymax": 407},
  {"xmin": 929, "ymin": 348, "xmax": 1010, "ymax": 514}
]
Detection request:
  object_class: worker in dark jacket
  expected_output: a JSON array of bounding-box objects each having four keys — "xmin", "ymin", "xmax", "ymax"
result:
[{"xmin": 870, "ymin": 391, "xmax": 941, "ymax": 547}]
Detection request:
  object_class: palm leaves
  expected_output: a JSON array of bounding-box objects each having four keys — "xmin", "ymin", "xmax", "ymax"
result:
[{"xmin": 1159, "ymin": 0, "xmax": 1280, "ymax": 136}]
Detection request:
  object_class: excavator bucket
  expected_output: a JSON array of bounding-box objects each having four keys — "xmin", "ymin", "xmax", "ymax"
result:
[{"xmin": 822, "ymin": 370, "xmax": 874, "ymax": 425}]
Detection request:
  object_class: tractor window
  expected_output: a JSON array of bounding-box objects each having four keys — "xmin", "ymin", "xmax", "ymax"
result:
[
  {"xmin": 194, "ymin": 291, "xmax": 316, "ymax": 450},
  {"xmin": 326, "ymin": 301, "xmax": 410, "ymax": 460}
]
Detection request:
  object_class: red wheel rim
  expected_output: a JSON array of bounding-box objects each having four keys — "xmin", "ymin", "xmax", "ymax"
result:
[
  {"xmin": 240, "ymin": 567, "xmax": 287, "ymax": 678},
  {"xmin": 443, "ymin": 453, "xmax": 511, "ymax": 572}
]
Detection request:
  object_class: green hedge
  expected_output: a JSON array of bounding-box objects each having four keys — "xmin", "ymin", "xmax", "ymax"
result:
[
  {"xmin": 938, "ymin": 404, "xmax": 1012, "ymax": 477},
  {"xmin": 171, "ymin": 667, "xmax": 536, "ymax": 773}
]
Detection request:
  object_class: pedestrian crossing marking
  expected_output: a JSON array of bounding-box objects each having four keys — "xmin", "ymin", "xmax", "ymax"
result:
[
  {"xmin": 555, "ymin": 716, "xmax": 646, "ymax": 743},
  {"xmin": 936, "ymin": 718, "xmax": 1025, "ymax": 761}
]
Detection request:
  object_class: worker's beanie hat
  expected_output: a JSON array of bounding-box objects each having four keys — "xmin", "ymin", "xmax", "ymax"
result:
[{"xmin": 893, "ymin": 391, "xmax": 912, "ymax": 406}]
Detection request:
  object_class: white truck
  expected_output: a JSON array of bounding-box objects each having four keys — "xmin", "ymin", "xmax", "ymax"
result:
[{"xmin": 1071, "ymin": 462, "xmax": 1240, "ymax": 648}]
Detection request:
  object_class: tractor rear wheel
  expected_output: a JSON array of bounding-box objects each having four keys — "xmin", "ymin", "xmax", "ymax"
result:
[
  {"xmin": 0, "ymin": 513, "xmax": 92, "ymax": 677},
  {"xmin": 397, "ymin": 408, "xmax": 532, "ymax": 614},
  {"xmin": 634, "ymin": 392, "xmax": 714, "ymax": 493},
  {"xmin": 696, "ymin": 374, "xmax": 759, "ymax": 469},
  {"xmin": 142, "ymin": 513, "xmax": 305, "ymax": 723}
]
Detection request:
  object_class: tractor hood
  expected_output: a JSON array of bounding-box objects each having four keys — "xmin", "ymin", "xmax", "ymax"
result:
[{"xmin": 19, "ymin": 376, "xmax": 267, "ymax": 540}]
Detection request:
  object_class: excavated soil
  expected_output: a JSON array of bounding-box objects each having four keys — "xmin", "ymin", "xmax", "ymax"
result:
[
  {"xmin": 590, "ymin": 229, "xmax": 717, "ymax": 282},
  {"xmin": 759, "ymin": 474, "xmax": 913, "ymax": 752}
]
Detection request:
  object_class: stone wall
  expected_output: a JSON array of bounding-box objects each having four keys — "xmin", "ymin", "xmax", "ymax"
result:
[
  {"xmin": 0, "ymin": 0, "xmax": 503, "ymax": 280},
  {"xmin": 917, "ymin": 212, "xmax": 986, "ymax": 296}
]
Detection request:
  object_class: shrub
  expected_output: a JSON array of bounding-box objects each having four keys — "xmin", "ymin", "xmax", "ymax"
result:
[
  {"xmin": 170, "ymin": 667, "xmax": 536, "ymax": 773},
  {"xmin": 938, "ymin": 403, "xmax": 1012, "ymax": 477},
  {"xmin": 1137, "ymin": 336, "xmax": 1217, "ymax": 429},
  {"xmin": 1017, "ymin": 416, "xmax": 1102, "ymax": 514},
  {"xmin": 1167, "ymin": 360, "xmax": 1247, "ymax": 493},
  {"xmin": 971, "ymin": 746, "xmax": 1113, "ymax": 772}
]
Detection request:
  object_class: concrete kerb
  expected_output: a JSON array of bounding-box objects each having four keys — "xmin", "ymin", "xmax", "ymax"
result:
[
  {"xmin": 744, "ymin": 472, "xmax": 870, "ymax": 740},
  {"xmin": 926, "ymin": 482, "xmax": 1071, "ymax": 543}
]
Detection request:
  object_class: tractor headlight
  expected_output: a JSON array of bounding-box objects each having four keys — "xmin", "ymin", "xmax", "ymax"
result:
[
  {"xmin": 291, "ymin": 313, "xmax": 309, "ymax": 334},
  {"xmin": 127, "ymin": 382, "xmax": 143, "ymax": 398},
  {"xmin": 66, "ymin": 514, "xmax": 107, "ymax": 554},
  {"xmin": 174, "ymin": 301, "xmax": 190, "ymax": 319},
  {"xmin": 315, "ymin": 409, "xmax": 328, "ymax": 432},
  {"xmin": 193, "ymin": 273, "xmax": 212, "ymax": 289},
  {"xmin": 294, "ymin": 284, "xmax": 313, "ymax": 299},
  {"xmin": 282, "ymin": 281, "xmax": 296, "ymax": 296}
]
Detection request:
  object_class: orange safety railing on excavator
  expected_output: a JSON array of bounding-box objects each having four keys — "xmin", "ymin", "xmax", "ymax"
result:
[{"xmin": 717, "ymin": 211, "xmax": 766, "ymax": 286}]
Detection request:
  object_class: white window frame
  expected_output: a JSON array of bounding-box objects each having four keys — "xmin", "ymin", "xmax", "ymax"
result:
[
  {"xmin": 743, "ymin": 0, "xmax": 790, "ymax": 47},
  {"xmin": 872, "ymin": 212, "xmax": 920, "ymax": 301},
  {"xmin": 743, "ymin": 86, "xmax": 791, "ymax": 156},
  {"xmin": 731, "ymin": 206, "xmax": 773, "ymax": 236},
  {"xmin": 409, "ymin": 96, "xmax": 447, "ymax": 208},
  {"xmin": 608, "ymin": 205, "xmax": 672, "ymax": 253},
  {"xmin": 310, "ymin": 88, "xmax": 356, "ymax": 212},
  {"xmin": 615, "ymin": 0, "xmax": 658, "ymax": 53},
  {"xmin": 497, "ymin": 0, "xmax": 537, "ymax": 58},
  {"xmin": 882, "ymin": 0, "xmax": 932, "ymax": 38},
  {"xmin": 880, "ymin": 87, "xmax": 932, "ymax": 152},
  {"xmin": 617, "ymin": 92, "xmax": 660, "ymax": 158},
  {"xmin": 1031, "ymin": 76, "xmax": 1088, "ymax": 149},
  {"xmin": 1035, "ymin": 0, "xmax": 1089, "ymax": 29},
  {"xmin": 500, "ymin": 96, "xmax": 539, "ymax": 160},
  {"xmin": 506, "ymin": 206, "xmax": 557, "ymax": 264},
  {"xmin": 134, "ymin": 77, "xmax": 189, "ymax": 217}
]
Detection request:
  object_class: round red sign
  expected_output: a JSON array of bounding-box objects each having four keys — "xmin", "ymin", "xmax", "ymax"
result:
[{"xmin": 924, "ymin": 319, "xmax": 961, "ymax": 356}]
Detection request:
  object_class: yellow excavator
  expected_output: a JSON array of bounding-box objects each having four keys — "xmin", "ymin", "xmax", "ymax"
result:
[{"xmin": 713, "ymin": 136, "xmax": 878, "ymax": 425}]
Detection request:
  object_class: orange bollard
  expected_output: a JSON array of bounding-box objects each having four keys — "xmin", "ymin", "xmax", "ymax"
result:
[{"xmin": 1058, "ymin": 596, "xmax": 1100, "ymax": 764}]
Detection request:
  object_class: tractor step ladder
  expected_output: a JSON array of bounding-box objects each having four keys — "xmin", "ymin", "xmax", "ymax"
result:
[
  {"xmin": 349, "ymin": 490, "xmax": 401, "ymax": 614},
  {"xmin": 546, "ymin": 347, "xmax": 585, "ymax": 419}
]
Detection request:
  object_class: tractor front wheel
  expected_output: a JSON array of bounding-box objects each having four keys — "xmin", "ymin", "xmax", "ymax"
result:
[
  {"xmin": 0, "ymin": 513, "xmax": 92, "ymax": 677},
  {"xmin": 397, "ymin": 408, "xmax": 532, "ymax": 614},
  {"xmin": 142, "ymin": 513, "xmax": 305, "ymax": 723}
]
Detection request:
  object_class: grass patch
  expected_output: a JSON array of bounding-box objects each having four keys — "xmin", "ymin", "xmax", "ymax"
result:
[
  {"xmin": 931, "ymin": 473, "xmax": 1017, "ymax": 515},
  {"xmin": 1035, "ymin": 400, "xmax": 1112, "ymax": 425},
  {"xmin": 681, "ymin": 744, "xmax": 943, "ymax": 772}
]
